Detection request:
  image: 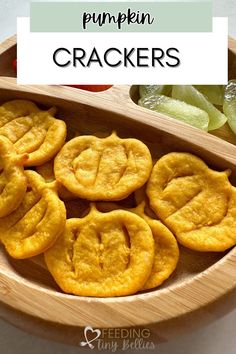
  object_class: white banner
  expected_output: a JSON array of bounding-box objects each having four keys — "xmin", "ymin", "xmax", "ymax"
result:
[{"xmin": 17, "ymin": 17, "xmax": 228, "ymax": 85}]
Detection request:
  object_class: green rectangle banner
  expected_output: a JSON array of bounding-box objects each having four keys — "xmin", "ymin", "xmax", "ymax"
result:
[{"xmin": 30, "ymin": 1, "xmax": 212, "ymax": 32}]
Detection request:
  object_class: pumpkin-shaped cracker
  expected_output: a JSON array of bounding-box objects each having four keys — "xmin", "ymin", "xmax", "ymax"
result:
[
  {"xmin": 0, "ymin": 135, "xmax": 27, "ymax": 217},
  {"xmin": 44, "ymin": 205, "xmax": 154, "ymax": 297},
  {"xmin": 36, "ymin": 160, "xmax": 76, "ymax": 200},
  {"xmin": 147, "ymin": 152, "xmax": 236, "ymax": 252},
  {"xmin": 0, "ymin": 170, "xmax": 66, "ymax": 259},
  {"xmin": 54, "ymin": 132, "xmax": 152, "ymax": 201},
  {"xmin": 0, "ymin": 100, "xmax": 66, "ymax": 166},
  {"xmin": 174, "ymin": 187, "xmax": 236, "ymax": 252},
  {"xmin": 96, "ymin": 201, "xmax": 179, "ymax": 290}
]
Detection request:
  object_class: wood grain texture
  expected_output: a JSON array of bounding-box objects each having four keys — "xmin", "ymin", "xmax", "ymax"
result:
[
  {"xmin": 0, "ymin": 35, "xmax": 16, "ymax": 77},
  {"xmin": 0, "ymin": 36, "xmax": 235, "ymax": 344}
]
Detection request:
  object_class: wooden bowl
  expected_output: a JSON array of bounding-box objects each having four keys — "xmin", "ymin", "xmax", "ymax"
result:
[{"xmin": 0, "ymin": 36, "xmax": 236, "ymax": 345}]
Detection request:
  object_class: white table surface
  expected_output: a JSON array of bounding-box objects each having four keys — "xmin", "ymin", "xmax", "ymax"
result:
[{"xmin": 0, "ymin": 1, "xmax": 236, "ymax": 353}]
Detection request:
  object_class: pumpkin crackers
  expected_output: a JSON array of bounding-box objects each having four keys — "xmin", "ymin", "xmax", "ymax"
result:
[
  {"xmin": 54, "ymin": 132, "xmax": 152, "ymax": 200},
  {"xmin": 0, "ymin": 100, "xmax": 66, "ymax": 166},
  {"xmin": 1, "ymin": 98, "xmax": 236, "ymax": 298},
  {"xmin": 0, "ymin": 171, "xmax": 66, "ymax": 259},
  {"xmin": 147, "ymin": 153, "xmax": 236, "ymax": 252},
  {"xmin": 96, "ymin": 201, "xmax": 179, "ymax": 290},
  {"xmin": 0, "ymin": 99, "xmax": 67, "ymax": 258},
  {"xmin": 45, "ymin": 205, "xmax": 155, "ymax": 297}
]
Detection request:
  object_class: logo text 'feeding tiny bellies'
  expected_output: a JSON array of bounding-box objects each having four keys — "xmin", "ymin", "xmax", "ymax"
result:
[{"xmin": 80, "ymin": 326, "xmax": 156, "ymax": 351}]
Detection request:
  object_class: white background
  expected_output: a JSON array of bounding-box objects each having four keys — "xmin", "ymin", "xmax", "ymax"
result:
[
  {"xmin": 1, "ymin": 0, "xmax": 236, "ymax": 353},
  {"xmin": 17, "ymin": 18, "xmax": 228, "ymax": 85}
]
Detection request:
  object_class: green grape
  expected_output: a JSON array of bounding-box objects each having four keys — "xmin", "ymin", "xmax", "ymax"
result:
[
  {"xmin": 139, "ymin": 85, "xmax": 172, "ymax": 98},
  {"xmin": 194, "ymin": 85, "xmax": 224, "ymax": 106},
  {"xmin": 172, "ymin": 85, "xmax": 227, "ymax": 130},
  {"xmin": 138, "ymin": 94, "xmax": 209, "ymax": 131},
  {"xmin": 223, "ymin": 80, "xmax": 236, "ymax": 134}
]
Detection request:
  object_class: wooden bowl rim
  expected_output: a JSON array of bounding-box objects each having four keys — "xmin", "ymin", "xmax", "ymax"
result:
[
  {"xmin": 0, "ymin": 35, "xmax": 16, "ymax": 55},
  {"xmin": 0, "ymin": 36, "xmax": 235, "ymax": 328}
]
